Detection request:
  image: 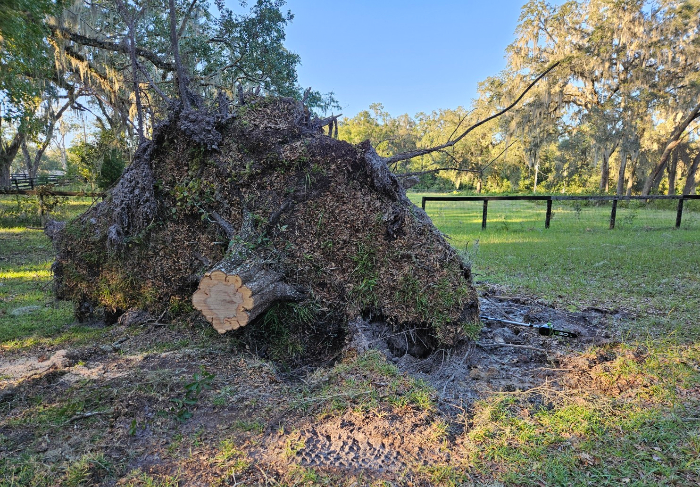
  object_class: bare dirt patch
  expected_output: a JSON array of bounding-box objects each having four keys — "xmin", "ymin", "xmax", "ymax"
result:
[{"xmin": 0, "ymin": 292, "xmax": 618, "ymax": 485}]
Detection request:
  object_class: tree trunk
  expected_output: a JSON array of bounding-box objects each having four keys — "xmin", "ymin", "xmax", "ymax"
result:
[
  {"xmin": 642, "ymin": 100, "xmax": 700, "ymax": 195},
  {"xmin": 683, "ymin": 150, "xmax": 700, "ymax": 195},
  {"xmin": 0, "ymin": 132, "xmax": 24, "ymax": 187},
  {"xmin": 0, "ymin": 155, "xmax": 11, "ymax": 187},
  {"xmin": 533, "ymin": 162, "xmax": 539, "ymax": 193},
  {"xmin": 668, "ymin": 147, "xmax": 678, "ymax": 195},
  {"xmin": 599, "ymin": 144, "xmax": 617, "ymax": 193},
  {"xmin": 193, "ymin": 265, "xmax": 301, "ymax": 334},
  {"xmin": 21, "ymin": 142, "xmax": 41, "ymax": 179},
  {"xmin": 599, "ymin": 151, "xmax": 609, "ymax": 192},
  {"xmin": 616, "ymin": 149, "xmax": 627, "ymax": 195},
  {"xmin": 625, "ymin": 153, "xmax": 638, "ymax": 197}
]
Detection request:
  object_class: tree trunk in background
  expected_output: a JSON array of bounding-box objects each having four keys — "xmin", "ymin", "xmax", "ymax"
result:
[
  {"xmin": 599, "ymin": 144, "xmax": 616, "ymax": 193},
  {"xmin": 667, "ymin": 148, "xmax": 678, "ymax": 195},
  {"xmin": 626, "ymin": 153, "xmax": 638, "ymax": 196},
  {"xmin": 599, "ymin": 152, "xmax": 609, "ymax": 192},
  {"xmin": 21, "ymin": 142, "xmax": 41, "ymax": 179},
  {"xmin": 683, "ymin": 150, "xmax": 700, "ymax": 195},
  {"xmin": 0, "ymin": 132, "xmax": 24, "ymax": 187},
  {"xmin": 533, "ymin": 162, "xmax": 539, "ymax": 193},
  {"xmin": 643, "ymin": 100, "xmax": 700, "ymax": 195},
  {"xmin": 616, "ymin": 149, "xmax": 627, "ymax": 195}
]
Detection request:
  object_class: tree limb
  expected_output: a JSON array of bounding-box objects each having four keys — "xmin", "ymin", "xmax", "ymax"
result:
[
  {"xmin": 396, "ymin": 167, "xmax": 480, "ymax": 178},
  {"xmin": 177, "ymin": 0, "xmax": 200, "ymax": 40},
  {"xmin": 49, "ymin": 24, "xmax": 175, "ymax": 72},
  {"xmin": 385, "ymin": 61, "xmax": 561, "ymax": 165}
]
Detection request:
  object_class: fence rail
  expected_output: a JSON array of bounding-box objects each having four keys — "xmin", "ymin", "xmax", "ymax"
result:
[
  {"xmin": 4, "ymin": 174, "xmax": 83, "ymax": 191},
  {"xmin": 420, "ymin": 194, "xmax": 700, "ymax": 229},
  {"xmin": 0, "ymin": 188, "xmax": 104, "ymax": 198}
]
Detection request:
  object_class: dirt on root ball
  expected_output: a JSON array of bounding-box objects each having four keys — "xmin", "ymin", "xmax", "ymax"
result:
[{"xmin": 49, "ymin": 95, "xmax": 479, "ymax": 362}]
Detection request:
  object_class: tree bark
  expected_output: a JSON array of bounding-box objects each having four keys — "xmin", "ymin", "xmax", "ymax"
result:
[
  {"xmin": 0, "ymin": 132, "xmax": 25, "ymax": 187},
  {"xmin": 667, "ymin": 147, "xmax": 678, "ymax": 195},
  {"xmin": 599, "ymin": 143, "xmax": 617, "ymax": 193},
  {"xmin": 625, "ymin": 152, "xmax": 638, "ymax": 196},
  {"xmin": 683, "ymin": 150, "xmax": 700, "ymax": 195},
  {"xmin": 169, "ymin": 0, "xmax": 192, "ymax": 109},
  {"xmin": 642, "ymin": 100, "xmax": 700, "ymax": 195},
  {"xmin": 21, "ymin": 142, "xmax": 40, "ymax": 179},
  {"xmin": 192, "ymin": 212, "xmax": 301, "ymax": 333},
  {"xmin": 616, "ymin": 148, "xmax": 626, "ymax": 195}
]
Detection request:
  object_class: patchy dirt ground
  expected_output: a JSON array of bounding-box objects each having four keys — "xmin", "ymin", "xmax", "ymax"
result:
[{"xmin": 0, "ymin": 292, "xmax": 626, "ymax": 486}]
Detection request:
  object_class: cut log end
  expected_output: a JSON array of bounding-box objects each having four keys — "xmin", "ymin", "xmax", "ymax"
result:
[
  {"xmin": 193, "ymin": 267, "xmax": 301, "ymax": 333},
  {"xmin": 192, "ymin": 270, "xmax": 254, "ymax": 333}
]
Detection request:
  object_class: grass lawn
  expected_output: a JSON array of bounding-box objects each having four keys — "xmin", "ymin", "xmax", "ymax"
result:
[
  {"xmin": 0, "ymin": 196, "xmax": 100, "ymax": 351},
  {"xmin": 409, "ymin": 193, "xmax": 700, "ymax": 342},
  {"xmin": 0, "ymin": 192, "xmax": 699, "ymax": 486}
]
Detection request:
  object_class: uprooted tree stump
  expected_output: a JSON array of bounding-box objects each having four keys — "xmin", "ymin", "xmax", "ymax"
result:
[{"xmin": 49, "ymin": 95, "xmax": 480, "ymax": 361}]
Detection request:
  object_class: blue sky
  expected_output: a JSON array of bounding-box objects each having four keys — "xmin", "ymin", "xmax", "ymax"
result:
[{"xmin": 279, "ymin": 1, "xmax": 530, "ymax": 118}]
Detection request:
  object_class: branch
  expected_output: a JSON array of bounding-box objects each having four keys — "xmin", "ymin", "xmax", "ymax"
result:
[
  {"xmin": 397, "ymin": 167, "xmax": 480, "ymax": 178},
  {"xmin": 177, "ymin": 0, "xmax": 200, "ymax": 40},
  {"xmin": 135, "ymin": 60, "xmax": 172, "ymax": 104},
  {"xmin": 49, "ymin": 24, "xmax": 175, "ymax": 72},
  {"xmin": 395, "ymin": 140, "xmax": 517, "ymax": 178},
  {"xmin": 385, "ymin": 61, "xmax": 561, "ymax": 165}
]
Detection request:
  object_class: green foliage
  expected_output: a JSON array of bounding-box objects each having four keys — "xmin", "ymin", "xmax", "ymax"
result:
[
  {"xmin": 70, "ymin": 129, "xmax": 127, "ymax": 189},
  {"xmin": 0, "ymin": 0, "xmax": 58, "ymax": 121},
  {"xmin": 97, "ymin": 148, "xmax": 125, "ymax": 190},
  {"xmin": 170, "ymin": 366, "xmax": 215, "ymax": 422},
  {"xmin": 350, "ymin": 241, "xmax": 379, "ymax": 309}
]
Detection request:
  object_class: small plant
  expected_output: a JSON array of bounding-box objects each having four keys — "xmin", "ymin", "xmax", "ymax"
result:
[
  {"xmin": 283, "ymin": 433, "xmax": 306, "ymax": 459},
  {"xmin": 171, "ymin": 366, "xmax": 215, "ymax": 421}
]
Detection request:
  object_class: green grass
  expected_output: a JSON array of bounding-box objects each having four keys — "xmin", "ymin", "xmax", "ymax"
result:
[
  {"xmin": 1, "ymin": 192, "xmax": 699, "ymax": 485},
  {"xmin": 408, "ymin": 192, "xmax": 700, "ymax": 485},
  {"xmin": 0, "ymin": 196, "xmax": 97, "ymax": 351},
  {"xmin": 410, "ymin": 193, "xmax": 700, "ymax": 342}
]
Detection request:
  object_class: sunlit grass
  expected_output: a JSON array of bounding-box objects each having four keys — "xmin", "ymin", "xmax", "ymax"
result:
[
  {"xmin": 404, "ymin": 192, "xmax": 700, "ymax": 484},
  {"xmin": 408, "ymin": 193, "xmax": 700, "ymax": 342},
  {"xmin": 0, "ymin": 198, "xmax": 97, "ymax": 351}
]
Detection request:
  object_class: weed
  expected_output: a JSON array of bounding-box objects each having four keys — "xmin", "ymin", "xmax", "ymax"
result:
[
  {"xmin": 170, "ymin": 366, "xmax": 215, "ymax": 421},
  {"xmin": 350, "ymin": 242, "xmax": 379, "ymax": 308},
  {"xmin": 283, "ymin": 432, "xmax": 306, "ymax": 459},
  {"xmin": 63, "ymin": 452, "xmax": 112, "ymax": 486}
]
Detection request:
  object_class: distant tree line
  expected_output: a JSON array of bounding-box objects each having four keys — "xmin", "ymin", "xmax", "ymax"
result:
[
  {"xmin": 339, "ymin": 0, "xmax": 700, "ymax": 195},
  {"xmin": 0, "ymin": 0, "xmax": 336, "ymax": 188}
]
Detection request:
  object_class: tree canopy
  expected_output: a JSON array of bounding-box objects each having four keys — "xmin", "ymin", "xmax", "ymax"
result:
[{"xmin": 339, "ymin": 0, "xmax": 700, "ymax": 196}]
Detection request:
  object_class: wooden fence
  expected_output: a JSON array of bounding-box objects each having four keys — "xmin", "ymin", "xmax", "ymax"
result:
[
  {"xmin": 421, "ymin": 194, "xmax": 700, "ymax": 230},
  {"xmin": 4, "ymin": 174, "xmax": 83, "ymax": 191}
]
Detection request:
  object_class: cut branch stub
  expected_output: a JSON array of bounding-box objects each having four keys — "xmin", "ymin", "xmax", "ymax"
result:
[{"xmin": 192, "ymin": 265, "xmax": 301, "ymax": 333}]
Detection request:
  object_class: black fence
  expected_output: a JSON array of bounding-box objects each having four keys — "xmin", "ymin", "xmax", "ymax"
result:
[
  {"xmin": 5, "ymin": 174, "xmax": 83, "ymax": 191},
  {"xmin": 421, "ymin": 194, "xmax": 700, "ymax": 230}
]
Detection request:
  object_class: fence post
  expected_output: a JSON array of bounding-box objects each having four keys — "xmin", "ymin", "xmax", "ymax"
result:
[
  {"xmin": 545, "ymin": 199, "xmax": 552, "ymax": 229},
  {"xmin": 481, "ymin": 200, "xmax": 488, "ymax": 230},
  {"xmin": 609, "ymin": 199, "xmax": 618, "ymax": 229},
  {"xmin": 421, "ymin": 197, "xmax": 426, "ymax": 210},
  {"xmin": 676, "ymin": 197, "xmax": 684, "ymax": 228}
]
